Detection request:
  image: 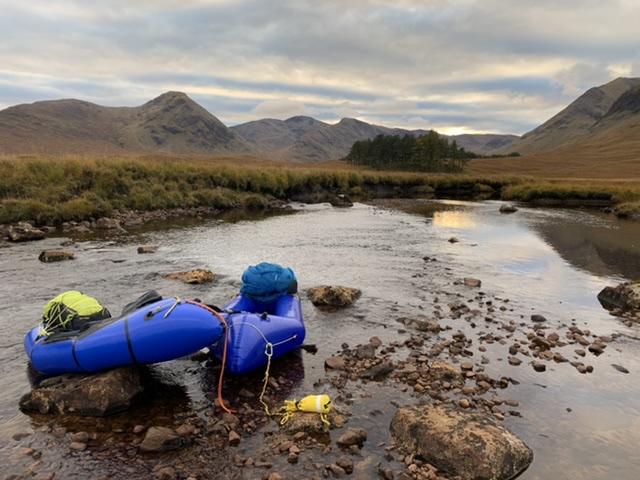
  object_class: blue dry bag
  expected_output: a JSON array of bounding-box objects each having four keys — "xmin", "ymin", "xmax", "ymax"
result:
[{"xmin": 240, "ymin": 262, "xmax": 297, "ymax": 304}]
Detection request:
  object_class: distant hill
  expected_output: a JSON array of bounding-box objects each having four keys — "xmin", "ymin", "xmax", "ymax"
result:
[
  {"xmin": 231, "ymin": 116, "xmax": 517, "ymax": 162},
  {"xmin": 0, "ymin": 91, "xmax": 517, "ymax": 161},
  {"xmin": 471, "ymin": 77, "xmax": 640, "ymax": 179},
  {"xmin": 0, "ymin": 91, "xmax": 251, "ymax": 155},
  {"xmin": 502, "ymin": 77, "xmax": 640, "ymax": 155}
]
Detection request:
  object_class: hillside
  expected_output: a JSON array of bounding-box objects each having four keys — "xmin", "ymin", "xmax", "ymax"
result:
[
  {"xmin": 0, "ymin": 91, "xmax": 517, "ymax": 161},
  {"xmin": 0, "ymin": 92, "xmax": 251, "ymax": 155},
  {"xmin": 504, "ymin": 77, "xmax": 640, "ymax": 155},
  {"xmin": 472, "ymin": 78, "xmax": 640, "ymax": 179},
  {"xmin": 232, "ymin": 116, "xmax": 517, "ymax": 162}
]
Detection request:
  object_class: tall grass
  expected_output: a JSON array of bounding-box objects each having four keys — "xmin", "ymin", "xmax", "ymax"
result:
[{"xmin": 1, "ymin": 155, "xmax": 639, "ymax": 225}]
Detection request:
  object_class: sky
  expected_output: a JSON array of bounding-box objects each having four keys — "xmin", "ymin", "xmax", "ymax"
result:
[{"xmin": 0, "ymin": 0, "xmax": 639, "ymax": 135}]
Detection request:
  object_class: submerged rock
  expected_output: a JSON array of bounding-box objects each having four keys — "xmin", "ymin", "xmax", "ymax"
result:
[
  {"xmin": 499, "ymin": 204, "xmax": 518, "ymax": 213},
  {"xmin": 330, "ymin": 194, "xmax": 354, "ymax": 208},
  {"xmin": 307, "ymin": 285, "xmax": 361, "ymax": 308},
  {"xmin": 359, "ymin": 362, "xmax": 394, "ymax": 381},
  {"xmin": 598, "ymin": 282, "xmax": 640, "ymax": 312},
  {"xmin": 390, "ymin": 405, "xmax": 533, "ymax": 480},
  {"xmin": 140, "ymin": 426, "xmax": 183, "ymax": 452},
  {"xmin": 163, "ymin": 268, "xmax": 215, "ymax": 284},
  {"xmin": 7, "ymin": 222, "xmax": 45, "ymax": 242},
  {"xmin": 38, "ymin": 250, "xmax": 75, "ymax": 263},
  {"xmin": 336, "ymin": 427, "xmax": 367, "ymax": 448},
  {"xmin": 137, "ymin": 245, "xmax": 159, "ymax": 254},
  {"xmin": 19, "ymin": 367, "xmax": 143, "ymax": 416}
]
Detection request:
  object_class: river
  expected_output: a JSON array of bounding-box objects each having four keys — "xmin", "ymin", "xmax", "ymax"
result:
[{"xmin": 1, "ymin": 200, "xmax": 639, "ymax": 479}]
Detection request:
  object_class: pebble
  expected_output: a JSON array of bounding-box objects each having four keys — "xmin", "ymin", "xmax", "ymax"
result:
[
  {"xmin": 611, "ymin": 364, "xmax": 630, "ymax": 374},
  {"xmin": 228, "ymin": 430, "xmax": 241, "ymax": 446},
  {"xmin": 532, "ymin": 362, "xmax": 546, "ymax": 372},
  {"xmin": 71, "ymin": 431, "xmax": 89, "ymax": 443},
  {"xmin": 69, "ymin": 442, "xmax": 87, "ymax": 451},
  {"xmin": 531, "ymin": 314, "xmax": 547, "ymax": 323}
]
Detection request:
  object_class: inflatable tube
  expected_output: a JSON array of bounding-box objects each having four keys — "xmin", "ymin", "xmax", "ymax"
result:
[
  {"xmin": 24, "ymin": 299, "xmax": 224, "ymax": 376},
  {"xmin": 212, "ymin": 294, "xmax": 305, "ymax": 375}
]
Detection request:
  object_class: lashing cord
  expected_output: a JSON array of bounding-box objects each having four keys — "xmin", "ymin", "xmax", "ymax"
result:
[{"xmin": 185, "ymin": 300, "xmax": 235, "ymax": 414}]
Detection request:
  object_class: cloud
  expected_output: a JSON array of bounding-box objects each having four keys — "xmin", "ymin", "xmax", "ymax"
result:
[
  {"xmin": 251, "ymin": 99, "xmax": 311, "ymax": 120},
  {"xmin": 0, "ymin": 0, "xmax": 638, "ymax": 134}
]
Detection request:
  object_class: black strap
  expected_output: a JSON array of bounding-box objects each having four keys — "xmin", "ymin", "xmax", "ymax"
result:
[
  {"xmin": 124, "ymin": 317, "xmax": 138, "ymax": 364},
  {"xmin": 71, "ymin": 338, "xmax": 86, "ymax": 372}
]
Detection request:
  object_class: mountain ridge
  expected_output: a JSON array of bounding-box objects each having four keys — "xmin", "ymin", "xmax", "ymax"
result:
[{"xmin": 0, "ymin": 93, "xmax": 518, "ymax": 160}]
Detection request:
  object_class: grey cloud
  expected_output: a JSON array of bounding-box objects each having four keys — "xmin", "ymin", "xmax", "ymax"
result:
[{"xmin": 0, "ymin": 0, "xmax": 638, "ymax": 134}]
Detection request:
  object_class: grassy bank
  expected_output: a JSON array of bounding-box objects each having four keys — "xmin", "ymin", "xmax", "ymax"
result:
[{"xmin": 1, "ymin": 155, "xmax": 639, "ymax": 225}]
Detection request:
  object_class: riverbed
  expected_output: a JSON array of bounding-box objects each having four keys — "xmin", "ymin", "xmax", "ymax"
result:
[{"xmin": 1, "ymin": 200, "xmax": 639, "ymax": 479}]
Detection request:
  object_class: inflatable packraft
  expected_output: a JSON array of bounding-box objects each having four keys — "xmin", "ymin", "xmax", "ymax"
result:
[
  {"xmin": 212, "ymin": 263, "xmax": 305, "ymax": 375},
  {"xmin": 25, "ymin": 291, "xmax": 224, "ymax": 376},
  {"xmin": 212, "ymin": 293, "xmax": 305, "ymax": 375}
]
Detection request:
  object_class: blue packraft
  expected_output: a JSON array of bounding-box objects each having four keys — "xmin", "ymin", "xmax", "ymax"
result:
[{"xmin": 240, "ymin": 263, "xmax": 297, "ymax": 304}]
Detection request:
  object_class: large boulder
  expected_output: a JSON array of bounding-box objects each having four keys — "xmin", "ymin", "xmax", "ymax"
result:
[
  {"xmin": 19, "ymin": 367, "xmax": 143, "ymax": 416},
  {"xmin": 307, "ymin": 285, "xmax": 361, "ymax": 308},
  {"xmin": 7, "ymin": 222, "xmax": 45, "ymax": 242},
  {"xmin": 390, "ymin": 405, "xmax": 533, "ymax": 480},
  {"xmin": 163, "ymin": 268, "xmax": 215, "ymax": 284},
  {"xmin": 598, "ymin": 282, "xmax": 640, "ymax": 312}
]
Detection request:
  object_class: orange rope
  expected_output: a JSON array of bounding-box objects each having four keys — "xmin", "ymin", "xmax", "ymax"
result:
[{"xmin": 186, "ymin": 300, "xmax": 235, "ymax": 414}]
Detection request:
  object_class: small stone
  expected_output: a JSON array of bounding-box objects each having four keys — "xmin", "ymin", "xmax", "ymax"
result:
[
  {"xmin": 133, "ymin": 425, "xmax": 146, "ymax": 434},
  {"xmin": 336, "ymin": 427, "xmax": 367, "ymax": 448},
  {"xmin": 38, "ymin": 250, "xmax": 75, "ymax": 263},
  {"xmin": 69, "ymin": 442, "xmax": 87, "ymax": 451},
  {"xmin": 369, "ymin": 336, "xmax": 382, "ymax": 348},
  {"xmin": 71, "ymin": 431, "xmax": 89, "ymax": 443},
  {"xmin": 163, "ymin": 269, "xmax": 214, "ymax": 284},
  {"xmin": 508, "ymin": 357, "xmax": 522, "ymax": 366},
  {"xmin": 175, "ymin": 424, "xmax": 196, "ymax": 437},
  {"xmin": 328, "ymin": 464, "xmax": 346, "ymax": 477},
  {"xmin": 336, "ymin": 456, "xmax": 354, "ymax": 474},
  {"xmin": 137, "ymin": 245, "xmax": 159, "ymax": 254},
  {"xmin": 458, "ymin": 399, "xmax": 470, "ymax": 409},
  {"xmin": 325, "ymin": 356, "xmax": 346, "ymax": 370},
  {"xmin": 228, "ymin": 430, "xmax": 241, "ymax": 446},
  {"xmin": 531, "ymin": 314, "xmax": 547, "ymax": 323},
  {"xmin": 463, "ymin": 278, "xmax": 482, "ymax": 288},
  {"xmin": 532, "ymin": 362, "xmax": 546, "ymax": 372},
  {"xmin": 448, "ymin": 237, "xmax": 459, "ymax": 243},
  {"xmin": 611, "ymin": 364, "xmax": 630, "ymax": 374},
  {"xmin": 460, "ymin": 362, "xmax": 474, "ymax": 371},
  {"xmin": 499, "ymin": 204, "xmax": 518, "ymax": 214},
  {"xmin": 140, "ymin": 427, "xmax": 183, "ymax": 452}
]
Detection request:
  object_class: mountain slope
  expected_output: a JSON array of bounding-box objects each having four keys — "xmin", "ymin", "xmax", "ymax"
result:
[
  {"xmin": 469, "ymin": 82, "xmax": 640, "ymax": 179},
  {"xmin": 0, "ymin": 92, "xmax": 251, "ymax": 155},
  {"xmin": 232, "ymin": 116, "xmax": 517, "ymax": 162},
  {"xmin": 505, "ymin": 77, "xmax": 640, "ymax": 155}
]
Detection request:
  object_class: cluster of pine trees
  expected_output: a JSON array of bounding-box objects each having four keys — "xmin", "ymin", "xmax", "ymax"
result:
[{"xmin": 346, "ymin": 131, "xmax": 474, "ymax": 172}]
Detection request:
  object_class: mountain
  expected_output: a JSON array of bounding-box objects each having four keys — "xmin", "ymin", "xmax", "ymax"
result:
[
  {"xmin": 0, "ymin": 91, "xmax": 251, "ymax": 155},
  {"xmin": 231, "ymin": 116, "xmax": 517, "ymax": 162},
  {"xmin": 470, "ymin": 78, "xmax": 640, "ymax": 178},
  {"xmin": 503, "ymin": 77, "xmax": 640, "ymax": 155},
  {"xmin": 0, "ymin": 90, "xmax": 517, "ymax": 160}
]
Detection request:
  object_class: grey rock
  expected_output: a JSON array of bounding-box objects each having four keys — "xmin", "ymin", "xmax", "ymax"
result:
[{"xmin": 390, "ymin": 404, "xmax": 533, "ymax": 480}]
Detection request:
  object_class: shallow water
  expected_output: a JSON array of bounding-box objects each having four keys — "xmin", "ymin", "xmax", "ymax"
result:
[{"xmin": 1, "ymin": 200, "xmax": 639, "ymax": 479}]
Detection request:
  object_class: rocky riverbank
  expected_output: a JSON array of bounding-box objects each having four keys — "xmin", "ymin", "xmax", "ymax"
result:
[
  {"xmin": 4, "ymin": 200, "xmax": 639, "ymax": 480},
  {"xmin": 0, "ymin": 202, "xmax": 290, "ymax": 243}
]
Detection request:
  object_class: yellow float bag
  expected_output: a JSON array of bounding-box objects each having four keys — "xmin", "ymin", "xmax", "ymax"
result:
[{"xmin": 280, "ymin": 394, "xmax": 332, "ymax": 427}]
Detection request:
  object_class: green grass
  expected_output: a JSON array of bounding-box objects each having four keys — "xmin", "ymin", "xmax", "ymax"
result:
[{"xmin": 1, "ymin": 156, "xmax": 639, "ymax": 225}]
